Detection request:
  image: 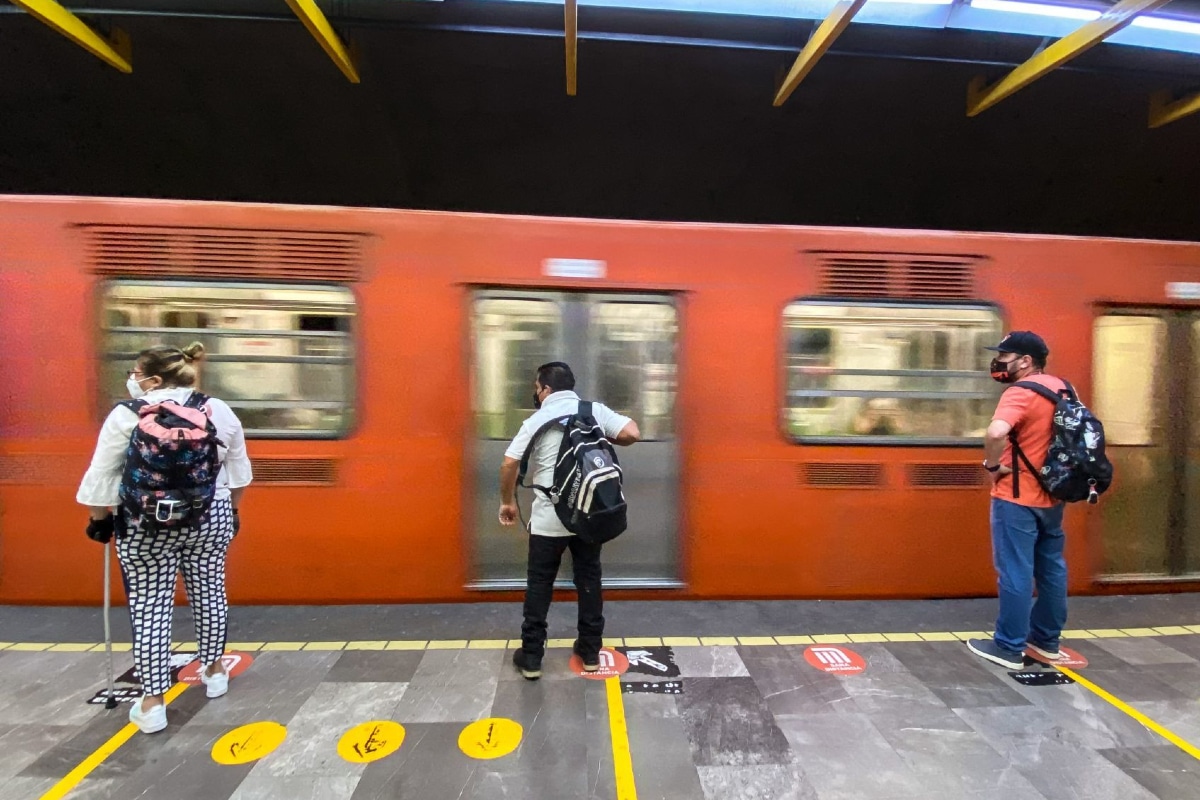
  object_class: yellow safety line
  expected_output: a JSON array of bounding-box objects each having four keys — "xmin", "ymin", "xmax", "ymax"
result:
[
  {"xmin": 605, "ymin": 677, "xmax": 638, "ymax": 800},
  {"xmin": 1057, "ymin": 665, "xmax": 1200, "ymax": 761},
  {"xmin": 39, "ymin": 683, "xmax": 189, "ymax": 800}
]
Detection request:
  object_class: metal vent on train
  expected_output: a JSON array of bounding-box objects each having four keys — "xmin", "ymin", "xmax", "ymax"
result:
[
  {"xmin": 812, "ymin": 252, "xmax": 981, "ymax": 299},
  {"xmin": 798, "ymin": 463, "xmax": 885, "ymax": 488},
  {"xmin": 82, "ymin": 225, "xmax": 365, "ymax": 282},
  {"xmin": 906, "ymin": 464, "xmax": 987, "ymax": 488},
  {"xmin": 250, "ymin": 458, "xmax": 339, "ymax": 485}
]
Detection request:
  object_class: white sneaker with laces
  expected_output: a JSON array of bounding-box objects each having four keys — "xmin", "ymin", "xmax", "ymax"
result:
[
  {"xmin": 201, "ymin": 667, "xmax": 229, "ymax": 699},
  {"xmin": 128, "ymin": 698, "xmax": 168, "ymax": 734}
]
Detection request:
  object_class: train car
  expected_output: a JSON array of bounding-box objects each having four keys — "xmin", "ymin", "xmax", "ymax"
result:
[{"xmin": 1, "ymin": 194, "xmax": 1198, "ymax": 605}]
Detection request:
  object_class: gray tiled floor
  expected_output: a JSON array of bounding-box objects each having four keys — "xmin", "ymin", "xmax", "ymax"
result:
[{"xmin": 5, "ymin": 612, "xmax": 1200, "ymax": 799}]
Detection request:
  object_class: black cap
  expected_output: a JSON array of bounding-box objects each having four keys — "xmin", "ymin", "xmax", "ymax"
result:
[{"xmin": 985, "ymin": 331, "xmax": 1049, "ymax": 360}]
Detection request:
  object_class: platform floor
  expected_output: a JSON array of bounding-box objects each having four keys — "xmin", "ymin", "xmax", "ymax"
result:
[{"xmin": 3, "ymin": 596, "xmax": 1200, "ymax": 800}]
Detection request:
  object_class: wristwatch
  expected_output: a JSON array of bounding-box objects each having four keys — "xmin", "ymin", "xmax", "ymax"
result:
[{"xmin": 982, "ymin": 460, "xmax": 1001, "ymax": 473}]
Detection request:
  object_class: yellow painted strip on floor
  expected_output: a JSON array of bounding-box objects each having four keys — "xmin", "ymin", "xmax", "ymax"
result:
[
  {"xmin": 1058, "ymin": 665, "xmax": 1200, "ymax": 761},
  {"xmin": 1120, "ymin": 628, "xmax": 1159, "ymax": 638},
  {"xmin": 9, "ymin": 643, "xmax": 53, "ymax": 652},
  {"xmin": 699, "ymin": 637, "xmax": 738, "ymax": 646},
  {"xmin": 952, "ymin": 632, "xmax": 987, "ymax": 641},
  {"xmin": 624, "ymin": 637, "xmax": 663, "ymax": 648},
  {"xmin": 48, "ymin": 643, "xmax": 97, "ymax": 652},
  {"xmin": 303, "ymin": 642, "xmax": 347, "ymax": 651},
  {"xmin": 0, "ymin": 642, "xmax": 13, "ymax": 650},
  {"xmin": 1153, "ymin": 627, "xmax": 1192, "ymax": 636},
  {"xmin": 1061, "ymin": 630, "xmax": 1096, "ymax": 639},
  {"xmin": 1187, "ymin": 625, "xmax": 1200, "ymax": 634},
  {"xmin": 603, "ymin": 637, "xmax": 625, "ymax": 648},
  {"xmin": 1088, "ymin": 629, "xmax": 1127, "ymax": 638},
  {"xmin": 661, "ymin": 637, "xmax": 701, "ymax": 647},
  {"xmin": 773, "ymin": 635, "xmax": 815, "ymax": 646},
  {"xmin": 38, "ymin": 682, "xmax": 189, "ymax": 800},
  {"xmin": 547, "ymin": 638, "xmax": 575, "ymax": 649},
  {"xmin": 426, "ymin": 640, "xmax": 469, "ymax": 650},
  {"xmin": 260, "ymin": 642, "xmax": 306, "ymax": 651},
  {"xmin": 507, "ymin": 639, "xmax": 524, "ymax": 649},
  {"xmin": 345, "ymin": 641, "xmax": 388, "ymax": 650},
  {"xmin": 884, "ymin": 633, "xmax": 924, "ymax": 643},
  {"xmin": 918, "ymin": 632, "xmax": 960, "ymax": 642},
  {"xmin": 385, "ymin": 641, "xmax": 428, "ymax": 651},
  {"xmin": 812, "ymin": 634, "xmax": 851, "ymax": 644},
  {"xmin": 848, "ymin": 633, "xmax": 888, "ymax": 643},
  {"xmin": 605, "ymin": 677, "xmax": 639, "ymax": 800},
  {"xmin": 467, "ymin": 640, "xmax": 509, "ymax": 650},
  {"xmin": 737, "ymin": 637, "xmax": 778, "ymax": 646},
  {"xmin": 174, "ymin": 642, "xmax": 198, "ymax": 653},
  {"xmin": 225, "ymin": 642, "xmax": 264, "ymax": 652}
]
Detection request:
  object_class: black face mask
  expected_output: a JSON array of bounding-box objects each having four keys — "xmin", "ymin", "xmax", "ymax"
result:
[
  {"xmin": 533, "ymin": 390, "xmax": 543, "ymax": 410},
  {"xmin": 990, "ymin": 357, "xmax": 1020, "ymax": 384}
]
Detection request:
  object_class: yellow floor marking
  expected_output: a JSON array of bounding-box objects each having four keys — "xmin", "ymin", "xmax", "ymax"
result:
[
  {"xmin": 467, "ymin": 640, "xmax": 509, "ymax": 650},
  {"xmin": 173, "ymin": 642, "xmax": 198, "ymax": 653},
  {"xmin": 699, "ymin": 637, "xmax": 738, "ymax": 646},
  {"xmin": 1187, "ymin": 625, "xmax": 1200, "ymax": 634},
  {"xmin": 605, "ymin": 677, "xmax": 639, "ymax": 800},
  {"xmin": 426, "ymin": 640, "xmax": 469, "ymax": 650},
  {"xmin": 9, "ymin": 643, "xmax": 53, "ymax": 652},
  {"xmin": 345, "ymin": 641, "xmax": 388, "ymax": 650},
  {"xmin": 1058, "ymin": 665, "xmax": 1200, "ymax": 761},
  {"xmin": 1087, "ymin": 629, "xmax": 1127, "ymax": 638},
  {"xmin": 737, "ymin": 637, "xmax": 778, "ymax": 646},
  {"xmin": 624, "ymin": 637, "xmax": 663, "ymax": 647},
  {"xmin": 952, "ymin": 632, "xmax": 987, "ymax": 641},
  {"xmin": 259, "ymin": 642, "xmax": 305, "ymax": 651},
  {"xmin": 812, "ymin": 634, "xmax": 851, "ymax": 644},
  {"xmin": 1120, "ymin": 628, "xmax": 1159, "ymax": 637},
  {"xmin": 39, "ymin": 682, "xmax": 189, "ymax": 800},
  {"xmin": 48, "ymin": 643, "xmax": 96, "ymax": 652},
  {"xmin": 1061, "ymin": 630, "xmax": 1096, "ymax": 639},
  {"xmin": 661, "ymin": 637, "xmax": 701, "ymax": 647},
  {"xmin": 458, "ymin": 717, "xmax": 523, "ymax": 760},
  {"xmin": 603, "ymin": 637, "xmax": 625, "ymax": 648},
  {"xmin": 773, "ymin": 635, "xmax": 815, "ymax": 645},
  {"xmin": 848, "ymin": 633, "xmax": 888, "ymax": 643},
  {"xmin": 919, "ymin": 632, "xmax": 960, "ymax": 642},
  {"xmin": 1153, "ymin": 627, "xmax": 1192, "ymax": 636},
  {"xmin": 385, "ymin": 640, "xmax": 428, "ymax": 650},
  {"xmin": 303, "ymin": 642, "xmax": 347, "ymax": 651},
  {"xmin": 211, "ymin": 721, "xmax": 288, "ymax": 766},
  {"xmin": 884, "ymin": 633, "xmax": 924, "ymax": 643},
  {"xmin": 547, "ymin": 638, "xmax": 575, "ymax": 649},
  {"xmin": 507, "ymin": 639, "xmax": 525, "ymax": 648},
  {"xmin": 338, "ymin": 720, "xmax": 405, "ymax": 763},
  {"xmin": 0, "ymin": 642, "xmax": 12, "ymax": 650},
  {"xmin": 225, "ymin": 642, "xmax": 264, "ymax": 652}
]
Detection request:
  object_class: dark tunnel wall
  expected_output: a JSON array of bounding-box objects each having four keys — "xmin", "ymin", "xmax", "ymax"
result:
[{"xmin": 1, "ymin": 13, "xmax": 1198, "ymax": 240}]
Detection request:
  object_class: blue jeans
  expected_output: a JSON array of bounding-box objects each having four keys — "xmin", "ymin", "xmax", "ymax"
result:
[{"xmin": 991, "ymin": 498, "xmax": 1068, "ymax": 654}]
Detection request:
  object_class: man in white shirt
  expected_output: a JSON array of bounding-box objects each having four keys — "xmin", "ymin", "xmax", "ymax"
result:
[{"xmin": 498, "ymin": 362, "xmax": 640, "ymax": 679}]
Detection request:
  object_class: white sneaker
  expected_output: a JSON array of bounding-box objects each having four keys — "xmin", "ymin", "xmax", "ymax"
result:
[
  {"xmin": 201, "ymin": 667, "xmax": 229, "ymax": 699},
  {"xmin": 128, "ymin": 698, "xmax": 167, "ymax": 734},
  {"xmin": 1027, "ymin": 643, "xmax": 1068, "ymax": 662}
]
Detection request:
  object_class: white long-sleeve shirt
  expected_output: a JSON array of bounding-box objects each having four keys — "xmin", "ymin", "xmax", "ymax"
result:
[{"xmin": 77, "ymin": 387, "xmax": 253, "ymax": 508}]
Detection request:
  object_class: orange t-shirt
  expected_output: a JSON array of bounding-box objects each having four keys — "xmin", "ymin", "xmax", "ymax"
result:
[{"xmin": 990, "ymin": 374, "xmax": 1068, "ymax": 508}]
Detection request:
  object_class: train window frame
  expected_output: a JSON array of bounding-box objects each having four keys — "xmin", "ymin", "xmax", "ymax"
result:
[
  {"xmin": 96, "ymin": 279, "xmax": 358, "ymax": 440},
  {"xmin": 781, "ymin": 299, "xmax": 1004, "ymax": 447}
]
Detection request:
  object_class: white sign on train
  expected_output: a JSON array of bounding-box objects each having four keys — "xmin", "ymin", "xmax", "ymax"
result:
[
  {"xmin": 1167, "ymin": 282, "xmax": 1200, "ymax": 300},
  {"xmin": 543, "ymin": 258, "xmax": 606, "ymax": 279}
]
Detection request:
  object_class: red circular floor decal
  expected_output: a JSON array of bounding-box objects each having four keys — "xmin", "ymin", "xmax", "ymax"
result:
[
  {"xmin": 570, "ymin": 647, "xmax": 628, "ymax": 680},
  {"xmin": 178, "ymin": 651, "xmax": 254, "ymax": 684},
  {"xmin": 1025, "ymin": 646, "xmax": 1088, "ymax": 668},
  {"xmin": 803, "ymin": 645, "xmax": 866, "ymax": 674}
]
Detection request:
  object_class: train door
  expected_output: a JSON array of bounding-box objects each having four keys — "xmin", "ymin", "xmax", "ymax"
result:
[
  {"xmin": 1092, "ymin": 311, "xmax": 1200, "ymax": 581},
  {"xmin": 468, "ymin": 290, "xmax": 681, "ymax": 589}
]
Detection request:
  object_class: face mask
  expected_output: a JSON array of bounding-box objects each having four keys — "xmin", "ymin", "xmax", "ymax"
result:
[
  {"xmin": 990, "ymin": 357, "xmax": 1021, "ymax": 384},
  {"xmin": 126, "ymin": 376, "xmax": 150, "ymax": 398},
  {"xmin": 532, "ymin": 390, "xmax": 543, "ymax": 410}
]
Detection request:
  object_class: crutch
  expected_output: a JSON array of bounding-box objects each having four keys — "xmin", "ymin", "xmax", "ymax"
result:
[{"xmin": 102, "ymin": 539, "xmax": 118, "ymax": 710}]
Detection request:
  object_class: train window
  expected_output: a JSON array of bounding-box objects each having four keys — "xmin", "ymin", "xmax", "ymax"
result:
[
  {"xmin": 783, "ymin": 302, "xmax": 1003, "ymax": 444},
  {"xmin": 472, "ymin": 298, "xmax": 563, "ymax": 439},
  {"xmin": 591, "ymin": 302, "xmax": 678, "ymax": 440},
  {"xmin": 100, "ymin": 281, "xmax": 356, "ymax": 439},
  {"xmin": 1093, "ymin": 315, "xmax": 1165, "ymax": 446}
]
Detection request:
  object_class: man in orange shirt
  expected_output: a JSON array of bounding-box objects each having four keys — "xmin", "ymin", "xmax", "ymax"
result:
[{"xmin": 968, "ymin": 331, "xmax": 1070, "ymax": 670}]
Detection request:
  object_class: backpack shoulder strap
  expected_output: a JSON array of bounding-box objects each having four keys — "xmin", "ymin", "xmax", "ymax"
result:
[
  {"xmin": 184, "ymin": 391, "xmax": 211, "ymax": 410},
  {"xmin": 578, "ymin": 400, "xmax": 593, "ymax": 420},
  {"xmin": 518, "ymin": 415, "xmax": 570, "ymax": 488},
  {"xmin": 118, "ymin": 399, "xmax": 148, "ymax": 415},
  {"xmin": 1012, "ymin": 381, "xmax": 1063, "ymax": 405}
]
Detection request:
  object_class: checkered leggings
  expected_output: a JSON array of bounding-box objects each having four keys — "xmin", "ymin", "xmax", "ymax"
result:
[{"xmin": 116, "ymin": 497, "xmax": 235, "ymax": 696}]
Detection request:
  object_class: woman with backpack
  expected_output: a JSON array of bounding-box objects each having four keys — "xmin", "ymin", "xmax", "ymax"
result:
[{"xmin": 77, "ymin": 342, "xmax": 253, "ymax": 734}]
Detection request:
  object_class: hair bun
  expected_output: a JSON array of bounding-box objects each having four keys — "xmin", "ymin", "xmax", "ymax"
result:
[{"xmin": 181, "ymin": 341, "xmax": 206, "ymax": 363}]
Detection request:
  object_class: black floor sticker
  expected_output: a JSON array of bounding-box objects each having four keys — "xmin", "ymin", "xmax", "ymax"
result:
[
  {"xmin": 623, "ymin": 680, "xmax": 684, "ymax": 695},
  {"xmin": 622, "ymin": 647, "xmax": 681, "ymax": 678},
  {"xmin": 1010, "ymin": 670, "xmax": 1074, "ymax": 686}
]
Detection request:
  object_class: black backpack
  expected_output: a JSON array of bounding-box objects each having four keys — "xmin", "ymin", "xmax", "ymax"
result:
[
  {"xmin": 518, "ymin": 401, "xmax": 628, "ymax": 545},
  {"xmin": 1008, "ymin": 380, "xmax": 1113, "ymax": 504}
]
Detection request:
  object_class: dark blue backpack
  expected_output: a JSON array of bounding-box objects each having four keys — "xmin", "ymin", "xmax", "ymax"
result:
[{"xmin": 1009, "ymin": 381, "xmax": 1113, "ymax": 504}]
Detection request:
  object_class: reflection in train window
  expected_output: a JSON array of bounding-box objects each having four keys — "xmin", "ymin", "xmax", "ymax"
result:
[
  {"xmin": 472, "ymin": 298, "xmax": 562, "ymax": 439},
  {"xmin": 783, "ymin": 302, "xmax": 1003, "ymax": 444},
  {"xmin": 591, "ymin": 302, "xmax": 678, "ymax": 440},
  {"xmin": 100, "ymin": 281, "xmax": 356, "ymax": 439}
]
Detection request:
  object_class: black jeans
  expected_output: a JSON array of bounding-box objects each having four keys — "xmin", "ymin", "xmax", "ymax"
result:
[{"xmin": 521, "ymin": 534, "xmax": 604, "ymax": 660}]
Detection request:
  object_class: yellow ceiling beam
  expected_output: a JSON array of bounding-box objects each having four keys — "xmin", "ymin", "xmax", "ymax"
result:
[
  {"xmin": 967, "ymin": 0, "xmax": 1171, "ymax": 117},
  {"xmin": 1149, "ymin": 88, "xmax": 1200, "ymax": 129},
  {"xmin": 284, "ymin": 0, "xmax": 360, "ymax": 83},
  {"xmin": 773, "ymin": 0, "xmax": 867, "ymax": 107},
  {"xmin": 10, "ymin": 0, "xmax": 132, "ymax": 73},
  {"xmin": 565, "ymin": 0, "xmax": 578, "ymax": 96}
]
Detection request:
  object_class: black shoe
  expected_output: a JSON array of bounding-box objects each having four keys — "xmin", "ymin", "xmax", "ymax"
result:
[
  {"xmin": 966, "ymin": 638, "xmax": 1026, "ymax": 670},
  {"xmin": 573, "ymin": 641, "xmax": 600, "ymax": 672},
  {"xmin": 512, "ymin": 649, "xmax": 542, "ymax": 680}
]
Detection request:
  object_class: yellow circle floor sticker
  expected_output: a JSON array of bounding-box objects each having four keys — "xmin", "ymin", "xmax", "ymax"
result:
[
  {"xmin": 338, "ymin": 720, "xmax": 406, "ymax": 763},
  {"xmin": 458, "ymin": 717, "xmax": 523, "ymax": 760},
  {"xmin": 211, "ymin": 721, "xmax": 287, "ymax": 765}
]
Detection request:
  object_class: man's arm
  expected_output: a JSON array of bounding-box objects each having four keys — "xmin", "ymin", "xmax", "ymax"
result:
[
  {"xmin": 984, "ymin": 419, "xmax": 1013, "ymax": 478},
  {"xmin": 498, "ymin": 457, "xmax": 521, "ymax": 526},
  {"xmin": 612, "ymin": 420, "xmax": 640, "ymax": 446}
]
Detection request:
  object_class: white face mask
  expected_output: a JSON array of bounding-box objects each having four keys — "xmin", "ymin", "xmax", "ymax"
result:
[{"xmin": 126, "ymin": 376, "xmax": 150, "ymax": 399}]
